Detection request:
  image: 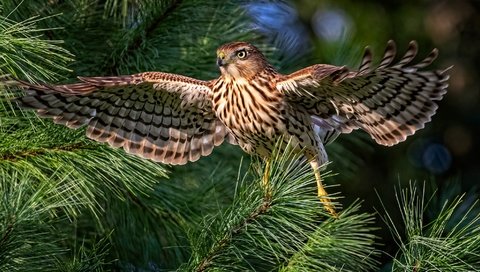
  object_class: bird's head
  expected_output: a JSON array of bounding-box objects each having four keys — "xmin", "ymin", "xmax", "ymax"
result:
[{"xmin": 216, "ymin": 42, "xmax": 270, "ymax": 80}]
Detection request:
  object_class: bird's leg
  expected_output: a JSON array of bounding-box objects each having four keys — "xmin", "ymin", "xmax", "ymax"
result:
[
  {"xmin": 310, "ymin": 159, "xmax": 337, "ymax": 217},
  {"xmin": 262, "ymin": 158, "xmax": 272, "ymax": 199}
]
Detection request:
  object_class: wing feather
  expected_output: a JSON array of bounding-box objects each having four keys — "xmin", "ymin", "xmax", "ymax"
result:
[
  {"xmin": 14, "ymin": 72, "xmax": 232, "ymax": 165},
  {"xmin": 358, "ymin": 47, "xmax": 373, "ymax": 75},
  {"xmin": 276, "ymin": 40, "xmax": 450, "ymax": 146},
  {"xmin": 377, "ymin": 40, "xmax": 396, "ymax": 69}
]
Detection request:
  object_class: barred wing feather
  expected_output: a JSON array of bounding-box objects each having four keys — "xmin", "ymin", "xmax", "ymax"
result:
[
  {"xmin": 277, "ymin": 40, "xmax": 450, "ymax": 146},
  {"xmin": 16, "ymin": 72, "xmax": 229, "ymax": 165}
]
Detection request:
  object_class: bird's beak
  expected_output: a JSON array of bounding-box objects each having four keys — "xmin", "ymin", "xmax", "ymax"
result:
[
  {"xmin": 217, "ymin": 51, "xmax": 226, "ymax": 67},
  {"xmin": 217, "ymin": 57, "xmax": 224, "ymax": 67}
]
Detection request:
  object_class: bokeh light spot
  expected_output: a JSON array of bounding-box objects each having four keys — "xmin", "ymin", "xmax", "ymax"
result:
[
  {"xmin": 422, "ymin": 143, "xmax": 452, "ymax": 174},
  {"xmin": 312, "ymin": 9, "xmax": 352, "ymax": 42}
]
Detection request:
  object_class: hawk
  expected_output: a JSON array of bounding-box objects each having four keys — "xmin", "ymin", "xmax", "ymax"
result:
[{"xmin": 10, "ymin": 40, "xmax": 449, "ymax": 216}]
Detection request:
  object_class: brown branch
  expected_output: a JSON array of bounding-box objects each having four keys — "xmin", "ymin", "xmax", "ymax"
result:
[
  {"xmin": 196, "ymin": 197, "xmax": 272, "ymax": 272},
  {"xmin": 1, "ymin": 142, "xmax": 95, "ymax": 162}
]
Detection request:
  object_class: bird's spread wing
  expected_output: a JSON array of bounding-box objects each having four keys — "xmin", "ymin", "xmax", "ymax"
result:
[
  {"xmin": 276, "ymin": 40, "xmax": 450, "ymax": 146},
  {"xmin": 16, "ymin": 72, "xmax": 230, "ymax": 165}
]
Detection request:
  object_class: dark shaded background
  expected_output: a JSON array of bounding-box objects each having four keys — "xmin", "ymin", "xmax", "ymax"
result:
[{"xmin": 247, "ymin": 0, "xmax": 479, "ymax": 266}]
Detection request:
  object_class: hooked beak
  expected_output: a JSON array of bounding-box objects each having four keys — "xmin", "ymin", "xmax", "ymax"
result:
[
  {"xmin": 217, "ymin": 51, "xmax": 226, "ymax": 67},
  {"xmin": 216, "ymin": 57, "xmax": 224, "ymax": 67}
]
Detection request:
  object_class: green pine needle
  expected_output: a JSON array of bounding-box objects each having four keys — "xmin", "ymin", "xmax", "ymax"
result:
[
  {"xmin": 0, "ymin": 170, "xmax": 77, "ymax": 271},
  {"xmin": 379, "ymin": 182, "xmax": 480, "ymax": 271},
  {"xmin": 0, "ymin": 14, "xmax": 73, "ymax": 82},
  {"xmin": 184, "ymin": 141, "xmax": 378, "ymax": 271}
]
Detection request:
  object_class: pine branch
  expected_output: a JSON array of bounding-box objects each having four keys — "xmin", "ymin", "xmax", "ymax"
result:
[
  {"xmin": 182, "ymin": 143, "xmax": 378, "ymax": 271},
  {"xmin": 380, "ymin": 182, "xmax": 480, "ymax": 271},
  {"xmin": 55, "ymin": 235, "xmax": 112, "ymax": 272},
  {"xmin": 0, "ymin": 170, "xmax": 79, "ymax": 271},
  {"xmin": 0, "ymin": 14, "xmax": 73, "ymax": 81},
  {"xmin": 281, "ymin": 202, "xmax": 379, "ymax": 271},
  {"xmin": 101, "ymin": 0, "xmax": 180, "ymax": 75}
]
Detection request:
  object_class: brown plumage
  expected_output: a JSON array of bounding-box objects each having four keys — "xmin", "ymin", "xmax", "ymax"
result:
[{"xmin": 9, "ymin": 40, "xmax": 450, "ymax": 215}]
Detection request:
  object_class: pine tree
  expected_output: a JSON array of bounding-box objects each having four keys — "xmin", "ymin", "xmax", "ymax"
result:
[{"xmin": 1, "ymin": 1, "xmax": 479, "ymax": 271}]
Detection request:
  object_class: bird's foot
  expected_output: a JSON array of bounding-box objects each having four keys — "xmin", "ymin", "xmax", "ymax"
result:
[
  {"xmin": 261, "ymin": 159, "xmax": 272, "ymax": 199},
  {"xmin": 318, "ymin": 194, "xmax": 338, "ymax": 218},
  {"xmin": 315, "ymin": 170, "xmax": 338, "ymax": 218}
]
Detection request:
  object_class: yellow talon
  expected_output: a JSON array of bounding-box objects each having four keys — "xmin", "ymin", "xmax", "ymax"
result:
[
  {"xmin": 311, "ymin": 160, "xmax": 337, "ymax": 217},
  {"xmin": 262, "ymin": 159, "xmax": 272, "ymax": 199}
]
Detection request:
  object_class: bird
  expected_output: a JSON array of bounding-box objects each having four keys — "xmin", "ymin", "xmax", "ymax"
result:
[{"xmin": 9, "ymin": 40, "xmax": 449, "ymax": 216}]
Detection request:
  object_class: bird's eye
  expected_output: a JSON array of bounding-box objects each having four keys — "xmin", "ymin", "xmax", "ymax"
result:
[{"xmin": 236, "ymin": 50, "xmax": 247, "ymax": 59}]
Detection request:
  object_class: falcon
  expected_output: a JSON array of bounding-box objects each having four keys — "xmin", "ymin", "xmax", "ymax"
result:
[{"xmin": 9, "ymin": 40, "xmax": 450, "ymax": 216}]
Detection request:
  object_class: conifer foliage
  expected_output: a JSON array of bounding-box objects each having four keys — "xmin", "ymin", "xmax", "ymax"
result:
[{"xmin": 0, "ymin": 1, "xmax": 478, "ymax": 271}]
